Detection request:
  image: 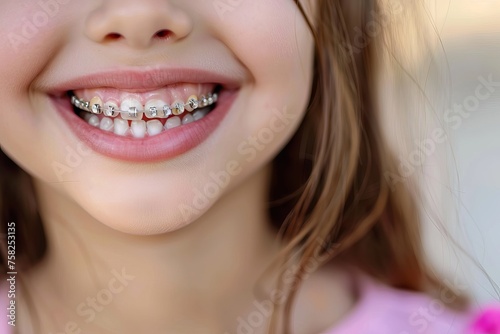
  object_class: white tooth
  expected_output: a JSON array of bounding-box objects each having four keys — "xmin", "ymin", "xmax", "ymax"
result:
[
  {"xmin": 88, "ymin": 115, "xmax": 100, "ymax": 127},
  {"xmin": 163, "ymin": 105, "xmax": 173, "ymax": 118},
  {"xmin": 114, "ymin": 118, "xmax": 129, "ymax": 136},
  {"xmin": 100, "ymin": 117, "xmax": 114, "ymax": 132},
  {"xmin": 131, "ymin": 120, "xmax": 146, "ymax": 138},
  {"xmin": 185, "ymin": 95, "xmax": 199, "ymax": 112},
  {"xmin": 165, "ymin": 117, "xmax": 181, "ymax": 130},
  {"xmin": 90, "ymin": 96, "xmax": 103, "ymax": 114},
  {"xmin": 172, "ymin": 101, "xmax": 185, "ymax": 116},
  {"xmin": 104, "ymin": 101, "xmax": 119, "ymax": 118},
  {"xmin": 147, "ymin": 120, "xmax": 163, "ymax": 136},
  {"xmin": 120, "ymin": 98, "xmax": 143, "ymax": 121},
  {"xmin": 145, "ymin": 100, "xmax": 167, "ymax": 119},
  {"xmin": 182, "ymin": 114, "xmax": 194, "ymax": 125},
  {"xmin": 192, "ymin": 110, "xmax": 207, "ymax": 121}
]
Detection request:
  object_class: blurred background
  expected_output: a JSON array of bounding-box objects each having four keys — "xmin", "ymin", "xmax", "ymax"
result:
[{"xmin": 424, "ymin": 0, "xmax": 500, "ymax": 304}]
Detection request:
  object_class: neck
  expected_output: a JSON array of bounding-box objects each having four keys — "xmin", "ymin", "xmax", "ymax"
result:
[{"xmin": 26, "ymin": 166, "xmax": 282, "ymax": 334}]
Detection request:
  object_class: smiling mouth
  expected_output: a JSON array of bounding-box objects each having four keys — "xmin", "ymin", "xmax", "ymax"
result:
[
  {"xmin": 50, "ymin": 68, "xmax": 239, "ymax": 162},
  {"xmin": 68, "ymin": 83, "xmax": 222, "ymax": 138}
]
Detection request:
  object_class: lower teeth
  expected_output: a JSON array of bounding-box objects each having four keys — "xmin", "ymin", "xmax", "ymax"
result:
[{"xmin": 80, "ymin": 106, "xmax": 212, "ymax": 138}]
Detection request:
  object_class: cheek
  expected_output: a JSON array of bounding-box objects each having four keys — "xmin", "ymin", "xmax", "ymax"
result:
[
  {"xmin": 0, "ymin": 2, "xmax": 70, "ymax": 82},
  {"xmin": 208, "ymin": 1, "xmax": 314, "ymax": 162},
  {"xmin": 0, "ymin": 2, "xmax": 72, "ymax": 178},
  {"xmin": 216, "ymin": 1, "xmax": 314, "ymax": 86}
]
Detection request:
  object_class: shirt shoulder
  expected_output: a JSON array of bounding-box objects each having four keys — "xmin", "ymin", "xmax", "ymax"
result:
[{"xmin": 321, "ymin": 274, "xmax": 499, "ymax": 334}]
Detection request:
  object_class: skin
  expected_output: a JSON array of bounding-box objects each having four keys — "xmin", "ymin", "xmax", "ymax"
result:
[{"xmin": 0, "ymin": 0, "xmax": 355, "ymax": 333}]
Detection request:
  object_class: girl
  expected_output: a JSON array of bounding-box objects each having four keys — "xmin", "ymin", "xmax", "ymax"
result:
[{"xmin": 0, "ymin": 0, "xmax": 498, "ymax": 333}]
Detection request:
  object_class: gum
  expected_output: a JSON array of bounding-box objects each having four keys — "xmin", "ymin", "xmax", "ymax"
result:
[{"xmin": 73, "ymin": 83, "xmax": 216, "ymax": 107}]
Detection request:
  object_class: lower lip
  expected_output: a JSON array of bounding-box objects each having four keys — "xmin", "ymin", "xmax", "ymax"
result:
[{"xmin": 53, "ymin": 90, "xmax": 237, "ymax": 163}]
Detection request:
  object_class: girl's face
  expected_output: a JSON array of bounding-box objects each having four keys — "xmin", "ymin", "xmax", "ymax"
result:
[{"xmin": 0, "ymin": 0, "xmax": 314, "ymax": 234}]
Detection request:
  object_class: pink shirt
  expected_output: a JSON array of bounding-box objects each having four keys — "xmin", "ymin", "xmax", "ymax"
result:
[
  {"xmin": 319, "ymin": 274, "xmax": 500, "ymax": 334},
  {"xmin": 1, "ymin": 275, "xmax": 498, "ymax": 333}
]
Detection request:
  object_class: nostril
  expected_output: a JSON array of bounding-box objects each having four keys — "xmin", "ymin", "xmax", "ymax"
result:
[
  {"xmin": 154, "ymin": 29, "xmax": 172, "ymax": 39},
  {"xmin": 105, "ymin": 32, "xmax": 123, "ymax": 41}
]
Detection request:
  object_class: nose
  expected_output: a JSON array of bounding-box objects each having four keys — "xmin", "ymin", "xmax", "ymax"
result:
[{"xmin": 85, "ymin": 0, "xmax": 192, "ymax": 49}]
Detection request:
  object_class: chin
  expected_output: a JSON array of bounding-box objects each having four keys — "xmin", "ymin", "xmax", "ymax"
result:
[{"xmin": 73, "ymin": 181, "xmax": 215, "ymax": 235}]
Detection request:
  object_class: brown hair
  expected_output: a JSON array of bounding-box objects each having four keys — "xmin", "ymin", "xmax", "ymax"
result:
[
  {"xmin": 267, "ymin": 0, "xmax": 466, "ymax": 332},
  {"xmin": 0, "ymin": 0, "xmax": 466, "ymax": 333}
]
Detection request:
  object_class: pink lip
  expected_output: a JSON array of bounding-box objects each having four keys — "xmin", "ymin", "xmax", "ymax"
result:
[
  {"xmin": 53, "ymin": 89, "xmax": 237, "ymax": 162},
  {"xmin": 49, "ymin": 68, "xmax": 241, "ymax": 93}
]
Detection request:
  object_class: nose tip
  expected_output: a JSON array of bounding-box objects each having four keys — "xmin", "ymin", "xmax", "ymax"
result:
[{"xmin": 85, "ymin": 1, "xmax": 192, "ymax": 49}]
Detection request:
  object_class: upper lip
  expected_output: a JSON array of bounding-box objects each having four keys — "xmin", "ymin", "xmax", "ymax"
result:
[{"xmin": 47, "ymin": 67, "xmax": 242, "ymax": 95}]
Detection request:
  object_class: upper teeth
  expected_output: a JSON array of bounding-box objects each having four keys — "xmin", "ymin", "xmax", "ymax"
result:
[{"xmin": 71, "ymin": 92, "xmax": 218, "ymax": 120}]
